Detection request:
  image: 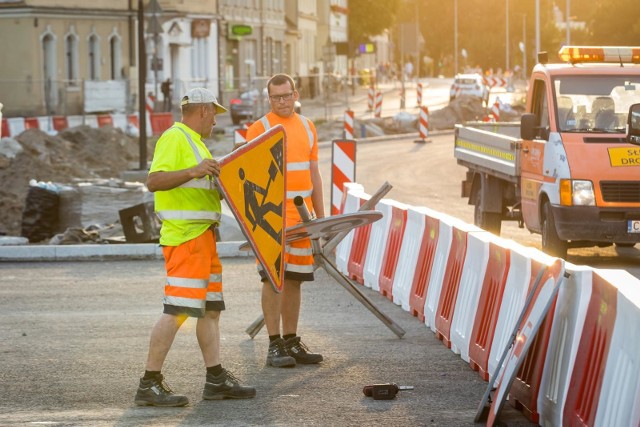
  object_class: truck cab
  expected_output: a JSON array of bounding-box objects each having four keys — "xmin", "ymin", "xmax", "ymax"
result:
[{"xmin": 519, "ymin": 46, "xmax": 640, "ymax": 256}]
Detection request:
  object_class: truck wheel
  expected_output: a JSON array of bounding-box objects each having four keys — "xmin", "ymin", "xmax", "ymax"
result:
[
  {"xmin": 474, "ymin": 197, "xmax": 502, "ymax": 235},
  {"xmin": 542, "ymin": 203, "xmax": 567, "ymax": 258}
]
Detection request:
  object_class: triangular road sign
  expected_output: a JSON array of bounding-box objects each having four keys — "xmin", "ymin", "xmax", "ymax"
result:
[{"xmin": 217, "ymin": 125, "xmax": 286, "ymax": 292}]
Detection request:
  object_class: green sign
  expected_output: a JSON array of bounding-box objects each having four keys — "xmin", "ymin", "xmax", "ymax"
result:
[{"xmin": 231, "ymin": 24, "xmax": 253, "ymax": 37}]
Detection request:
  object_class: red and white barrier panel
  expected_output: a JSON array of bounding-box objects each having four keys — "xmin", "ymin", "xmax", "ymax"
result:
[
  {"xmin": 377, "ymin": 201, "xmax": 408, "ymax": 301},
  {"xmin": 448, "ymin": 231, "xmax": 494, "ymax": 361},
  {"xmin": 330, "ymin": 139, "xmax": 356, "ymax": 216},
  {"xmin": 346, "ymin": 192, "xmax": 375, "ymax": 286},
  {"xmin": 538, "ymin": 263, "xmax": 593, "ymax": 426},
  {"xmin": 486, "ymin": 256, "xmax": 566, "ymax": 427},
  {"xmin": 334, "ymin": 183, "xmax": 365, "ymax": 275},
  {"xmin": 433, "ymin": 222, "xmax": 487, "ymax": 347},
  {"xmin": 508, "ymin": 250, "xmax": 567, "ymax": 424},
  {"xmin": 482, "ymin": 76, "xmax": 508, "ymax": 88},
  {"xmin": 1, "ymin": 112, "xmax": 172, "ymax": 138},
  {"xmin": 486, "ymin": 243, "xmax": 537, "ymax": 381},
  {"xmin": 362, "ymin": 199, "xmax": 395, "ymax": 291},
  {"xmin": 424, "ymin": 217, "xmax": 483, "ymax": 333},
  {"xmin": 561, "ymin": 268, "xmax": 640, "ymax": 426},
  {"xmin": 343, "ymin": 109, "xmax": 354, "ymax": 140},
  {"xmin": 416, "ymin": 82, "xmax": 423, "ymax": 107},
  {"xmin": 391, "ymin": 206, "xmax": 442, "ymax": 311},
  {"xmin": 408, "ymin": 211, "xmax": 442, "ymax": 321},
  {"xmin": 467, "ymin": 237, "xmax": 513, "ymax": 377}
]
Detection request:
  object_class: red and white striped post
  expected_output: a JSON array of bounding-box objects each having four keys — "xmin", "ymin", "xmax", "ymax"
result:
[
  {"xmin": 367, "ymin": 87, "xmax": 375, "ymax": 111},
  {"xmin": 146, "ymin": 93, "xmax": 156, "ymax": 114},
  {"xmin": 330, "ymin": 139, "xmax": 357, "ymax": 215},
  {"xmin": 490, "ymin": 99, "xmax": 501, "ymax": 122},
  {"xmin": 343, "ymin": 109, "xmax": 355, "ymax": 140},
  {"xmin": 374, "ymin": 91, "xmax": 383, "ymax": 118},
  {"xmin": 416, "ymin": 82, "xmax": 423, "ymax": 107},
  {"xmin": 415, "ymin": 105, "xmax": 431, "ymax": 143}
]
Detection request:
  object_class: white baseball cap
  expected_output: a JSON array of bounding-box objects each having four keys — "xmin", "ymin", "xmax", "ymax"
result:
[{"xmin": 180, "ymin": 87, "xmax": 227, "ymax": 114}]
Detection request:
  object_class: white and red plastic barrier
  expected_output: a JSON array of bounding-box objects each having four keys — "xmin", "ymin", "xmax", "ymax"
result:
[
  {"xmin": 334, "ymin": 183, "xmax": 640, "ymax": 426},
  {"xmin": 1, "ymin": 112, "xmax": 173, "ymax": 138}
]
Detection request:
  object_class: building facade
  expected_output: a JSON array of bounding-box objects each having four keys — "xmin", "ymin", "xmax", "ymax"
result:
[{"xmin": 0, "ymin": 0, "xmax": 347, "ymax": 118}]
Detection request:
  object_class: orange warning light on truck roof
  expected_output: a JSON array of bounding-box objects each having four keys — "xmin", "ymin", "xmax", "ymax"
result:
[{"xmin": 558, "ymin": 46, "xmax": 640, "ymax": 64}]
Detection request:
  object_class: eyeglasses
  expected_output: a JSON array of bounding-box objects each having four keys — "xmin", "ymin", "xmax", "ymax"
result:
[{"xmin": 269, "ymin": 92, "xmax": 294, "ymax": 102}]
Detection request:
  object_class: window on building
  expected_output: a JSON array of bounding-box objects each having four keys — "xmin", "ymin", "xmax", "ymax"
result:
[
  {"xmin": 88, "ymin": 34, "xmax": 100, "ymax": 80},
  {"xmin": 109, "ymin": 35, "xmax": 122, "ymax": 80},
  {"xmin": 266, "ymin": 37, "xmax": 273, "ymax": 76},
  {"xmin": 191, "ymin": 37, "xmax": 209, "ymax": 81},
  {"xmin": 41, "ymin": 31, "xmax": 58, "ymax": 110},
  {"xmin": 65, "ymin": 33, "xmax": 79, "ymax": 85},
  {"xmin": 274, "ymin": 41, "xmax": 282, "ymax": 73}
]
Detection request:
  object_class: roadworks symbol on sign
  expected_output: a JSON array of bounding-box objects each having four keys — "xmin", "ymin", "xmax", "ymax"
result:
[{"xmin": 217, "ymin": 125, "xmax": 287, "ymax": 292}]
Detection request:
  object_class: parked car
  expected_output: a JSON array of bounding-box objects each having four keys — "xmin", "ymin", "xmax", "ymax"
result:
[
  {"xmin": 450, "ymin": 73, "xmax": 490, "ymax": 104},
  {"xmin": 230, "ymin": 88, "xmax": 301, "ymax": 125}
]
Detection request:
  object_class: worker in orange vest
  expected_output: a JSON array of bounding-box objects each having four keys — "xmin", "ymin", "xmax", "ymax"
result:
[{"xmin": 245, "ymin": 74, "xmax": 326, "ymax": 368}]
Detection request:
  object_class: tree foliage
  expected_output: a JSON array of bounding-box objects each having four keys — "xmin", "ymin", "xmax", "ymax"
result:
[
  {"xmin": 347, "ymin": 0, "xmax": 401, "ymax": 44},
  {"xmin": 347, "ymin": 0, "xmax": 640, "ymax": 77}
]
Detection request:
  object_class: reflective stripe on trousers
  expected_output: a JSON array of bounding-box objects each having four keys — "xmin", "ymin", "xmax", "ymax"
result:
[{"xmin": 162, "ymin": 229, "xmax": 223, "ymax": 311}]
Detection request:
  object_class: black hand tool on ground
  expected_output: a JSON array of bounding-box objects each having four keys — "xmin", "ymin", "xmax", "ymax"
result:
[{"xmin": 362, "ymin": 383, "xmax": 414, "ymax": 400}]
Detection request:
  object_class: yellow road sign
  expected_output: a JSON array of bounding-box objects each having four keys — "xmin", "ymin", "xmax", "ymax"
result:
[{"xmin": 217, "ymin": 125, "xmax": 286, "ymax": 292}]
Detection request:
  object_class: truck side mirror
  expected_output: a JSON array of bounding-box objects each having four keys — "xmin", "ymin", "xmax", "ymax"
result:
[
  {"xmin": 521, "ymin": 113, "xmax": 536, "ymax": 140},
  {"xmin": 627, "ymin": 103, "xmax": 640, "ymax": 146}
]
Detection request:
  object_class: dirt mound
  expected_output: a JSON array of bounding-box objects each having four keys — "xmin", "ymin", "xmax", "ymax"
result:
[{"xmin": 0, "ymin": 126, "xmax": 154, "ymax": 236}]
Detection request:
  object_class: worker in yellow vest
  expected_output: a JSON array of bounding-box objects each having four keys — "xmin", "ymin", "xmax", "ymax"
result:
[{"xmin": 135, "ymin": 88, "xmax": 256, "ymax": 407}]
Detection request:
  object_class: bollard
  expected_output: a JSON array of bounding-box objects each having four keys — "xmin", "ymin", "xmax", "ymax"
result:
[
  {"xmin": 344, "ymin": 109, "xmax": 355, "ymax": 140},
  {"xmin": 414, "ymin": 106, "xmax": 431, "ymax": 143},
  {"xmin": 367, "ymin": 87, "xmax": 375, "ymax": 111},
  {"xmin": 374, "ymin": 91, "xmax": 383, "ymax": 118}
]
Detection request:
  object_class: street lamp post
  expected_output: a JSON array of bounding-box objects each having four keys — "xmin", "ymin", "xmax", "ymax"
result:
[
  {"xmin": 535, "ymin": 0, "xmax": 540, "ymax": 57},
  {"xmin": 505, "ymin": 0, "xmax": 510, "ymax": 72},
  {"xmin": 566, "ymin": 0, "xmax": 571, "ymax": 45},
  {"xmin": 454, "ymin": 0, "xmax": 458, "ymax": 75},
  {"xmin": 521, "ymin": 14, "xmax": 527, "ymax": 77}
]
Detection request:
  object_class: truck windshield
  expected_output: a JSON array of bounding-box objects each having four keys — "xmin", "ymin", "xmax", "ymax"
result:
[{"xmin": 553, "ymin": 75, "xmax": 640, "ymax": 133}]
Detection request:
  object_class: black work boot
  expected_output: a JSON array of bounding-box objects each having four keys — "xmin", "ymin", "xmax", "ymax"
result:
[
  {"xmin": 284, "ymin": 336, "xmax": 323, "ymax": 364},
  {"xmin": 134, "ymin": 375, "xmax": 189, "ymax": 407},
  {"xmin": 202, "ymin": 369, "xmax": 256, "ymax": 400},
  {"xmin": 266, "ymin": 337, "xmax": 296, "ymax": 367}
]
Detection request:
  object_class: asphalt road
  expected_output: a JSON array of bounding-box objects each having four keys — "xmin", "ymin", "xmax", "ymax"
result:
[{"xmin": 0, "ymin": 258, "xmax": 534, "ymax": 426}]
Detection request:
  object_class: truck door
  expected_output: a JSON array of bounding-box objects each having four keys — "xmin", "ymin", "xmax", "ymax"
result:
[{"xmin": 520, "ymin": 78, "xmax": 550, "ymax": 231}]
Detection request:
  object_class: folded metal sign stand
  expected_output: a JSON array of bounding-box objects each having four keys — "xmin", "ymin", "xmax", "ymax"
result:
[{"xmin": 245, "ymin": 182, "xmax": 406, "ymax": 339}]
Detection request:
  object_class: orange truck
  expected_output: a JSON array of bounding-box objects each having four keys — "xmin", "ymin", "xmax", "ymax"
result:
[{"xmin": 454, "ymin": 46, "xmax": 640, "ymax": 258}]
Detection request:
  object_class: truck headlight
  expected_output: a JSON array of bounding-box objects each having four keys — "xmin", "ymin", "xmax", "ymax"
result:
[{"xmin": 560, "ymin": 179, "xmax": 595, "ymax": 206}]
